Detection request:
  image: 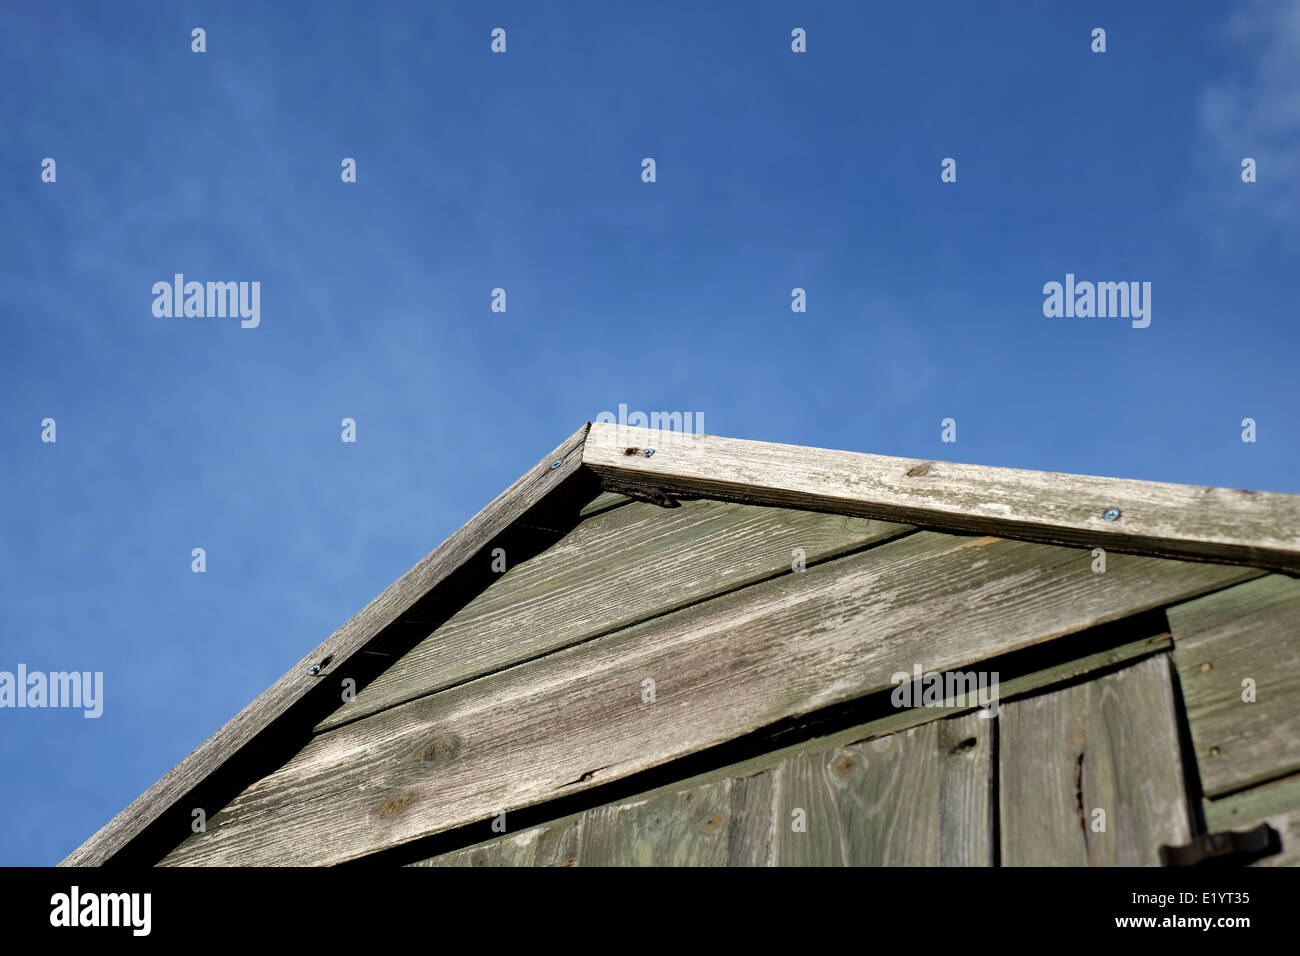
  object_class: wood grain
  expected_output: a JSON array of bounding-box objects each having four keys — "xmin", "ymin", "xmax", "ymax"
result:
[
  {"xmin": 412, "ymin": 817, "xmax": 582, "ymax": 867},
  {"xmin": 583, "ymin": 423, "xmax": 1300, "ymax": 574},
  {"xmin": 1169, "ymin": 575, "xmax": 1300, "ymax": 797},
  {"xmin": 414, "ymin": 713, "xmax": 988, "ymax": 867},
  {"xmin": 161, "ymin": 532, "xmax": 1248, "ymax": 865},
  {"xmin": 772, "ymin": 712, "xmax": 992, "ymax": 865},
  {"xmin": 580, "ymin": 780, "xmax": 735, "ymax": 866},
  {"xmin": 62, "ymin": 424, "xmax": 592, "ymax": 867},
  {"xmin": 1203, "ymin": 774, "xmax": 1300, "ymax": 867},
  {"xmin": 316, "ymin": 499, "xmax": 913, "ymax": 732},
  {"xmin": 1000, "ymin": 655, "xmax": 1191, "ymax": 866}
]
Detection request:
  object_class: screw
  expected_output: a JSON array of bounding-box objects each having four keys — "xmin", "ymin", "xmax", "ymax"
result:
[
  {"xmin": 550, "ymin": 459, "xmax": 563, "ymax": 470},
  {"xmin": 1200, "ymin": 662, "xmax": 1212, "ymax": 673},
  {"xmin": 642, "ymin": 448, "xmax": 655, "ymax": 458},
  {"xmin": 308, "ymin": 664, "xmax": 322, "ymax": 676},
  {"xmin": 1103, "ymin": 508, "xmax": 1121, "ymax": 521}
]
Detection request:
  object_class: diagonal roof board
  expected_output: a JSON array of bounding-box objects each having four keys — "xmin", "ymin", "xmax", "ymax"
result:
[{"xmin": 62, "ymin": 421, "xmax": 1300, "ymax": 865}]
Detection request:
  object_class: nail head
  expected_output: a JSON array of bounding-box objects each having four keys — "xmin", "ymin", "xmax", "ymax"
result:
[{"xmin": 1103, "ymin": 508, "xmax": 1121, "ymax": 521}]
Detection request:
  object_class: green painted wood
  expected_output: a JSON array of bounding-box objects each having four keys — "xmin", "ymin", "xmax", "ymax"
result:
[
  {"xmin": 163, "ymin": 533, "xmax": 1251, "ymax": 866},
  {"xmin": 726, "ymin": 772, "xmax": 775, "ymax": 866},
  {"xmin": 411, "ymin": 774, "xmax": 772, "ymax": 867},
  {"xmin": 412, "ymin": 816, "xmax": 582, "ymax": 867},
  {"xmin": 316, "ymin": 499, "xmax": 914, "ymax": 732},
  {"xmin": 772, "ymin": 712, "xmax": 992, "ymax": 865},
  {"xmin": 413, "ymin": 715, "xmax": 987, "ymax": 868},
  {"xmin": 407, "ymin": 623, "xmax": 1177, "ymax": 869},
  {"xmin": 1203, "ymin": 774, "xmax": 1300, "ymax": 867},
  {"xmin": 577, "ymin": 491, "xmax": 633, "ymax": 518},
  {"xmin": 580, "ymin": 779, "xmax": 734, "ymax": 866},
  {"xmin": 1000, "ymin": 655, "xmax": 1191, "ymax": 866},
  {"xmin": 1169, "ymin": 575, "xmax": 1300, "ymax": 798}
]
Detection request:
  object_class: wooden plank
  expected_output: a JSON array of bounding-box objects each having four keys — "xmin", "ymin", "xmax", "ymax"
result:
[
  {"xmin": 317, "ymin": 499, "xmax": 913, "ymax": 731},
  {"xmin": 580, "ymin": 779, "xmax": 734, "ymax": 866},
  {"xmin": 409, "ymin": 622, "xmax": 1170, "ymax": 868},
  {"xmin": 582, "ymin": 423, "xmax": 1300, "ymax": 574},
  {"xmin": 577, "ymin": 491, "xmax": 632, "ymax": 519},
  {"xmin": 837, "ymin": 626, "xmax": 1176, "ymax": 746},
  {"xmin": 411, "ymin": 817, "xmax": 582, "ymax": 868},
  {"xmin": 1000, "ymin": 655, "xmax": 1191, "ymax": 866},
  {"xmin": 413, "ymin": 773, "xmax": 772, "ymax": 868},
  {"xmin": 61, "ymin": 424, "xmax": 593, "ymax": 867},
  {"xmin": 161, "ymin": 531, "xmax": 1249, "ymax": 866},
  {"xmin": 773, "ymin": 712, "xmax": 992, "ymax": 865},
  {"xmin": 1169, "ymin": 575, "xmax": 1300, "ymax": 797},
  {"xmin": 1203, "ymin": 774, "xmax": 1300, "ymax": 867},
  {"xmin": 726, "ymin": 772, "xmax": 775, "ymax": 866}
]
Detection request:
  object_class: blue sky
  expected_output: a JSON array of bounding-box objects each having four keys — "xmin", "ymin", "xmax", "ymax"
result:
[{"xmin": 1, "ymin": 1, "xmax": 1296, "ymax": 865}]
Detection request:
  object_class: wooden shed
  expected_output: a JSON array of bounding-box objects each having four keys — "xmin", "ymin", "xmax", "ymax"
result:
[{"xmin": 64, "ymin": 423, "xmax": 1300, "ymax": 867}]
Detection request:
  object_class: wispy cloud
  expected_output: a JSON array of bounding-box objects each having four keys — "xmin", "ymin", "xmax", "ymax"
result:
[{"xmin": 1196, "ymin": 0, "xmax": 1300, "ymax": 242}]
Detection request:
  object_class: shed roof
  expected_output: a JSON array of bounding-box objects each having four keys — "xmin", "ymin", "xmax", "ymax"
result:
[{"xmin": 63, "ymin": 423, "xmax": 1300, "ymax": 866}]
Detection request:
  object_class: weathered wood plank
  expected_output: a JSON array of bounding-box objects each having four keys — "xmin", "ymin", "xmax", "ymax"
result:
[
  {"xmin": 412, "ymin": 816, "xmax": 582, "ymax": 867},
  {"xmin": 316, "ymin": 500, "xmax": 913, "ymax": 732},
  {"xmin": 162, "ymin": 531, "xmax": 1249, "ymax": 866},
  {"xmin": 773, "ymin": 712, "xmax": 992, "ymax": 865},
  {"xmin": 1203, "ymin": 774, "xmax": 1300, "ymax": 867},
  {"xmin": 1000, "ymin": 655, "xmax": 1191, "ymax": 866},
  {"xmin": 726, "ymin": 772, "xmax": 775, "ymax": 866},
  {"xmin": 413, "ymin": 773, "xmax": 773, "ymax": 868},
  {"xmin": 582, "ymin": 423, "xmax": 1300, "ymax": 574},
  {"xmin": 577, "ymin": 491, "xmax": 632, "ymax": 518},
  {"xmin": 1169, "ymin": 575, "xmax": 1300, "ymax": 797},
  {"xmin": 62, "ymin": 424, "xmax": 593, "ymax": 867},
  {"xmin": 580, "ymin": 780, "xmax": 734, "ymax": 866}
]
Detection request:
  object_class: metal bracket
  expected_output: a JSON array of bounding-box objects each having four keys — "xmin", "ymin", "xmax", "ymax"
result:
[{"xmin": 1159, "ymin": 823, "xmax": 1281, "ymax": 867}]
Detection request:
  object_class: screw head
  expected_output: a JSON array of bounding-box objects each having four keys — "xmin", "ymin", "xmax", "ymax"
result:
[
  {"xmin": 308, "ymin": 664, "xmax": 322, "ymax": 676},
  {"xmin": 1103, "ymin": 508, "xmax": 1121, "ymax": 521},
  {"xmin": 642, "ymin": 448, "xmax": 655, "ymax": 458},
  {"xmin": 550, "ymin": 459, "xmax": 563, "ymax": 470}
]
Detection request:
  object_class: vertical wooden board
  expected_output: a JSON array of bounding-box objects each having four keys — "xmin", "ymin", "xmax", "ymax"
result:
[
  {"xmin": 1000, "ymin": 655, "xmax": 1191, "ymax": 866},
  {"xmin": 772, "ymin": 712, "xmax": 992, "ymax": 866},
  {"xmin": 580, "ymin": 779, "xmax": 733, "ymax": 866},
  {"xmin": 935, "ymin": 714, "xmax": 995, "ymax": 866},
  {"xmin": 727, "ymin": 771, "xmax": 775, "ymax": 866},
  {"xmin": 1203, "ymin": 774, "xmax": 1300, "ymax": 867},
  {"xmin": 413, "ymin": 829, "xmax": 541, "ymax": 867},
  {"xmin": 1169, "ymin": 575, "xmax": 1300, "ymax": 797},
  {"xmin": 412, "ymin": 816, "xmax": 582, "ymax": 867}
]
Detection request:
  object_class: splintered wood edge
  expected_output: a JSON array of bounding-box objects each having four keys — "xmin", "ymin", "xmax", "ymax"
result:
[
  {"xmin": 582, "ymin": 423, "xmax": 1300, "ymax": 574},
  {"xmin": 61, "ymin": 424, "xmax": 592, "ymax": 866}
]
